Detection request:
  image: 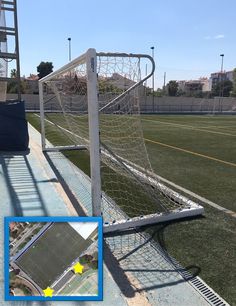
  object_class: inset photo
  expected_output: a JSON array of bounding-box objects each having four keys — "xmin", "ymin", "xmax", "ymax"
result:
[{"xmin": 4, "ymin": 216, "xmax": 103, "ymax": 301}]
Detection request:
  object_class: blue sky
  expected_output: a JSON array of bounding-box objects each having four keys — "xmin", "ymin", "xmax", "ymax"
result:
[{"xmin": 13, "ymin": 0, "xmax": 236, "ymax": 88}]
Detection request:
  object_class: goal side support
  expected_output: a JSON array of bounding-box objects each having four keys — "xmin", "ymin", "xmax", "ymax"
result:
[
  {"xmin": 39, "ymin": 49, "xmax": 101, "ymax": 217},
  {"xmin": 86, "ymin": 48, "xmax": 102, "ymax": 217},
  {"xmin": 39, "ymin": 81, "xmax": 46, "ymax": 150}
]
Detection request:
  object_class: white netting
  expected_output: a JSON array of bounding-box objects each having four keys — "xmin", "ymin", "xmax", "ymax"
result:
[
  {"xmin": 41, "ymin": 60, "xmax": 89, "ymax": 149},
  {"xmin": 97, "ymin": 55, "xmax": 188, "ymax": 217},
  {"xmin": 40, "ymin": 52, "xmax": 192, "ymax": 221}
]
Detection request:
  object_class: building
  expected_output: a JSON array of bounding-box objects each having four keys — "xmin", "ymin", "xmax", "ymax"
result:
[
  {"xmin": 101, "ymin": 73, "xmax": 146, "ymax": 96},
  {"xmin": 210, "ymin": 70, "xmax": 234, "ymax": 90},
  {"xmin": 23, "ymin": 74, "xmax": 39, "ymax": 94},
  {"xmin": 106, "ymin": 73, "xmax": 136, "ymax": 90},
  {"xmin": 177, "ymin": 78, "xmax": 210, "ymax": 95}
]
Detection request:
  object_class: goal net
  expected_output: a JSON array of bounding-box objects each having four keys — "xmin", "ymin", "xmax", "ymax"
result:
[{"xmin": 39, "ymin": 49, "xmax": 203, "ymax": 232}]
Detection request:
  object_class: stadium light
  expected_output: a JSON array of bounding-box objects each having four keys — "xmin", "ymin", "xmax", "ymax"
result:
[{"xmin": 68, "ymin": 37, "xmax": 72, "ymax": 62}]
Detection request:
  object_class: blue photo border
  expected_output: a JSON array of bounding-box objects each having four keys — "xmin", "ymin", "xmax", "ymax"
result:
[{"xmin": 4, "ymin": 216, "xmax": 103, "ymax": 301}]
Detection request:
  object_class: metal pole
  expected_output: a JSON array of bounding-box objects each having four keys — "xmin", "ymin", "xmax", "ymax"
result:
[
  {"xmin": 163, "ymin": 72, "xmax": 166, "ymax": 95},
  {"xmin": 39, "ymin": 82, "xmax": 46, "ymax": 150},
  {"xmin": 220, "ymin": 54, "xmax": 224, "ymax": 73},
  {"xmin": 68, "ymin": 37, "xmax": 71, "ymax": 62},
  {"xmin": 145, "ymin": 63, "xmax": 147, "ymax": 112},
  {"xmin": 150, "ymin": 46, "xmax": 154, "ymax": 113},
  {"xmin": 86, "ymin": 48, "xmax": 101, "ymax": 216},
  {"xmin": 220, "ymin": 54, "xmax": 224, "ymax": 112},
  {"xmin": 13, "ymin": 0, "xmax": 21, "ymax": 101}
]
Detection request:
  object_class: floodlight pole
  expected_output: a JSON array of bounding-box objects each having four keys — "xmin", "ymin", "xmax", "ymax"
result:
[
  {"xmin": 150, "ymin": 46, "xmax": 155, "ymax": 113},
  {"xmin": 68, "ymin": 37, "xmax": 71, "ymax": 62},
  {"xmin": 163, "ymin": 72, "xmax": 166, "ymax": 95},
  {"xmin": 220, "ymin": 53, "xmax": 224, "ymax": 112},
  {"xmin": 220, "ymin": 54, "xmax": 224, "ymax": 74}
]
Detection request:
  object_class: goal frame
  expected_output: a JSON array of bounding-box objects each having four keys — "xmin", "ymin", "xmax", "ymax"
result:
[{"xmin": 39, "ymin": 48, "xmax": 204, "ymax": 232}]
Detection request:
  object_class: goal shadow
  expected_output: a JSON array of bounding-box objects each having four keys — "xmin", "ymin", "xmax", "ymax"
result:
[{"xmin": 104, "ymin": 224, "xmax": 202, "ymax": 296}]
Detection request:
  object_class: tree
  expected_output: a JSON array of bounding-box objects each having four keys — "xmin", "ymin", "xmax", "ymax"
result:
[
  {"xmin": 212, "ymin": 80, "xmax": 233, "ymax": 97},
  {"xmin": 10, "ymin": 69, "xmax": 17, "ymax": 78},
  {"xmin": 167, "ymin": 80, "xmax": 178, "ymax": 96},
  {"xmin": 7, "ymin": 79, "xmax": 26, "ymax": 94},
  {"xmin": 155, "ymin": 88, "xmax": 164, "ymax": 97},
  {"xmin": 176, "ymin": 88, "xmax": 185, "ymax": 96},
  {"xmin": 231, "ymin": 68, "xmax": 236, "ymax": 97},
  {"xmin": 37, "ymin": 61, "xmax": 53, "ymax": 79}
]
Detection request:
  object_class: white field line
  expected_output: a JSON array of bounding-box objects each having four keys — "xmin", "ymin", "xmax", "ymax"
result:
[
  {"xmin": 35, "ymin": 114, "xmax": 89, "ymax": 145},
  {"xmin": 154, "ymin": 173, "xmax": 236, "ymax": 218},
  {"xmin": 200, "ymin": 124, "xmax": 236, "ymax": 129},
  {"xmin": 102, "ymin": 150, "xmax": 202, "ymax": 211},
  {"xmin": 115, "ymin": 156, "xmax": 235, "ymax": 217},
  {"xmin": 141, "ymin": 118, "xmax": 236, "ymax": 137},
  {"xmin": 35, "ymin": 114, "xmax": 235, "ymax": 217}
]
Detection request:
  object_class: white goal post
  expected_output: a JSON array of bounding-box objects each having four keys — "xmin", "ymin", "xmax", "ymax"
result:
[{"xmin": 39, "ymin": 48, "xmax": 204, "ymax": 232}]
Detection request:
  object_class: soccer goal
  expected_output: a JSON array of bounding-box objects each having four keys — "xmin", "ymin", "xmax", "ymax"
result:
[{"xmin": 39, "ymin": 48, "xmax": 203, "ymax": 233}]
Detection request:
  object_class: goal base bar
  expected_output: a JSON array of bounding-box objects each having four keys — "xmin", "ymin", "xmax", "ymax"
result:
[
  {"xmin": 103, "ymin": 206, "xmax": 204, "ymax": 233},
  {"xmin": 42, "ymin": 145, "xmax": 87, "ymax": 152}
]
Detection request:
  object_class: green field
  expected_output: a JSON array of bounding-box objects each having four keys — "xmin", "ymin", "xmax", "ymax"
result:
[
  {"xmin": 142, "ymin": 115, "xmax": 236, "ymax": 211},
  {"xmin": 15, "ymin": 222, "xmax": 92, "ymax": 289},
  {"xmin": 27, "ymin": 114, "xmax": 236, "ymax": 304},
  {"xmin": 140, "ymin": 115, "xmax": 236, "ymax": 305}
]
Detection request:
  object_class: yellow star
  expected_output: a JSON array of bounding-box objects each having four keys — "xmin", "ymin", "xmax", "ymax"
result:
[
  {"xmin": 43, "ymin": 287, "xmax": 54, "ymax": 297},
  {"xmin": 73, "ymin": 262, "xmax": 84, "ymax": 274}
]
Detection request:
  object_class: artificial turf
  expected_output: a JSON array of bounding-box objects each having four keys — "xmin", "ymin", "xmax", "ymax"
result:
[
  {"xmin": 27, "ymin": 113, "xmax": 236, "ymax": 304},
  {"xmin": 142, "ymin": 115, "xmax": 236, "ymax": 212}
]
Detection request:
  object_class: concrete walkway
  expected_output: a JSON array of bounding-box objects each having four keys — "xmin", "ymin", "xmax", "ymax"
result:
[
  {"xmin": 0, "ymin": 124, "xmax": 216, "ymax": 306},
  {"xmin": 0, "ymin": 125, "xmax": 128, "ymax": 306}
]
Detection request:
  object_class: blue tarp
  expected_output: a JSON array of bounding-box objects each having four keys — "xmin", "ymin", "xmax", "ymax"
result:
[{"xmin": 0, "ymin": 101, "xmax": 29, "ymax": 151}]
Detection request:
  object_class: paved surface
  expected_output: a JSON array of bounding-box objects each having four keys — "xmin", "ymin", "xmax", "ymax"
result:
[
  {"xmin": 52, "ymin": 270, "xmax": 74, "ymax": 293},
  {"xmin": 0, "ymin": 124, "xmax": 128, "ymax": 306},
  {"xmin": 0, "ymin": 124, "xmax": 214, "ymax": 306}
]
